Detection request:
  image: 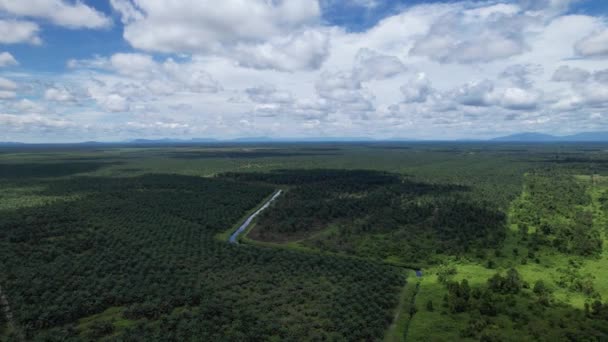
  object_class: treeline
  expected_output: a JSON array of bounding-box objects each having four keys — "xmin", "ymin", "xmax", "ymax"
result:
[
  {"xmin": 0, "ymin": 174, "xmax": 404, "ymax": 341},
  {"xmin": 221, "ymin": 169, "xmax": 506, "ymax": 262},
  {"xmin": 512, "ymin": 170, "xmax": 603, "ymax": 256}
]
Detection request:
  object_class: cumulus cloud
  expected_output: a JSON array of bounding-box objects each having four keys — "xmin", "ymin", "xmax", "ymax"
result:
[
  {"xmin": 401, "ymin": 73, "xmax": 433, "ymax": 103},
  {"xmin": 126, "ymin": 120, "xmax": 190, "ymax": 130},
  {"xmin": 454, "ymin": 80, "xmax": 495, "ymax": 107},
  {"xmin": 500, "ymin": 64, "xmax": 543, "ymax": 88},
  {"xmin": 451, "ymin": 80, "xmax": 541, "ymax": 111},
  {"xmin": 353, "ymin": 48, "xmax": 407, "ymax": 81},
  {"xmin": 581, "ymin": 84, "xmax": 608, "ymax": 108},
  {"xmin": 6, "ymin": 0, "xmax": 608, "ymax": 141},
  {"xmin": 574, "ymin": 30, "xmax": 608, "ymax": 58},
  {"xmin": 410, "ymin": 3, "xmax": 529, "ymax": 64},
  {"xmin": 111, "ymin": 0, "xmax": 320, "ymax": 52},
  {"xmin": 246, "ymin": 85, "xmax": 293, "ymax": 104},
  {"xmin": 594, "ymin": 69, "xmax": 608, "ymax": 84},
  {"xmin": 0, "ymin": 52, "xmax": 18, "ymax": 67},
  {"xmin": 0, "ymin": 113, "xmax": 73, "ymax": 131},
  {"xmin": 233, "ymin": 29, "xmax": 330, "ymax": 71},
  {"xmin": 44, "ymin": 87, "xmax": 74, "ymax": 102},
  {"xmin": 0, "ymin": 91, "xmax": 15, "ymax": 99},
  {"xmin": 309, "ymin": 48, "xmax": 406, "ymax": 117},
  {"xmin": 551, "ymin": 65, "xmax": 591, "ymax": 83},
  {"xmin": 0, "ymin": 19, "xmax": 41, "ymax": 44},
  {"xmin": 70, "ymin": 53, "xmax": 222, "ymax": 94},
  {"xmin": 0, "ymin": 0, "xmax": 111, "ymax": 29},
  {"xmin": 0, "ymin": 76, "xmax": 17, "ymax": 99},
  {"xmin": 0, "ymin": 77, "xmax": 17, "ymax": 90},
  {"xmin": 13, "ymin": 99, "xmax": 45, "ymax": 113},
  {"xmin": 110, "ymin": 53, "xmax": 157, "ymax": 78},
  {"xmin": 99, "ymin": 94, "xmax": 129, "ymax": 112},
  {"xmin": 162, "ymin": 59, "xmax": 222, "ymax": 93},
  {"xmin": 315, "ymin": 70, "xmax": 374, "ymax": 117},
  {"xmin": 497, "ymin": 87, "xmax": 540, "ymax": 110}
]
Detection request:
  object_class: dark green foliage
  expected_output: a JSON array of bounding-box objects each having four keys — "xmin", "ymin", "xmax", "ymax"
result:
[
  {"xmin": 436, "ymin": 264, "xmax": 457, "ymax": 284},
  {"xmin": 487, "ymin": 269, "xmax": 523, "ymax": 294},
  {"xmin": 222, "ymin": 169, "xmax": 506, "ymax": 262},
  {"xmin": 3, "ymin": 143, "xmax": 608, "ymax": 341},
  {"xmin": 446, "ymin": 279, "xmax": 471, "ymax": 313},
  {"xmin": 0, "ymin": 173, "xmax": 404, "ymax": 341},
  {"xmin": 0, "ymin": 162, "xmax": 120, "ymax": 179},
  {"xmin": 87, "ymin": 321, "xmax": 114, "ymax": 339}
]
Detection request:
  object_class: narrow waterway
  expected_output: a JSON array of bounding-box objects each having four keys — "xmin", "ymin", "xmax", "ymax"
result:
[{"xmin": 229, "ymin": 189, "xmax": 282, "ymax": 244}]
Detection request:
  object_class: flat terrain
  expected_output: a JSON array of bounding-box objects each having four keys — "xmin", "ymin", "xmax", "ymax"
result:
[{"xmin": 1, "ymin": 143, "xmax": 608, "ymax": 340}]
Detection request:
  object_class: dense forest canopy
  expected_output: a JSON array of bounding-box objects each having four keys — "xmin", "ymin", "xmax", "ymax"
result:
[
  {"xmin": 221, "ymin": 169, "xmax": 506, "ymax": 263},
  {"xmin": 1, "ymin": 143, "xmax": 608, "ymax": 341}
]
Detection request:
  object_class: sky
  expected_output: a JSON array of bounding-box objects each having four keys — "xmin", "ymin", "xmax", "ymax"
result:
[{"xmin": 0, "ymin": 0, "xmax": 607, "ymax": 142}]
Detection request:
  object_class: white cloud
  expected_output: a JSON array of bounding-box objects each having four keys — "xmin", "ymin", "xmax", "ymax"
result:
[
  {"xmin": 409, "ymin": 3, "xmax": 530, "ymax": 64},
  {"xmin": 594, "ymin": 69, "xmax": 608, "ymax": 84},
  {"xmin": 13, "ymin": 99, "xmax": 45, "ymax": 113},
  {"xmin": 0, "ymin": 113, "xmax": 73, "ymax": 131},
  {"xmin": 126, "ymin": 121, "xmax": 190, "ymax": 130},
  {"xmin": 581, "ymin": 84, "xmax": 608, "ymax": 107},
  {"xmin": 109, "ymin": 0, "xmax": 329, "ymax": 72},
  {"xmin": 101, "ymin": 94, "xmax": 129, "ymax": 112},
  {"xmin": 44, "ymin": 87, "xmax": 74, "ymax": 102},
  {"xmin": 8, "ymin": 0, "xmax": 608, "ymax": 141},
  {"xmin": 0, "ymin": 77, "xmax": 17, "ymax": 90},
  {"xmin": 0, "ymin": 76, "xmax": 18, "ymax": 99},
  {"xmin": 0, "ymin": 90, "xmax": 16, "ymax": 99},
  {"xmin": 0, "ymin": 19, "xmax": 41, "ymax": 44},
  {"xmin": 0, "ymin": 52, "xmax": 18, "ymax": 67},
  {"xmin": 454, "ymin": 80, "xmax": 495, "ymax": 107},
  {"xmin": 110, "ymin": 53, "xmax": 157, "ymax": 78},
  {"xmin": 246, "ymin": 85, "xmax": 293, "ymax": 104},
  {"xmin": 575, "ymin": 30, "xmax": 608, "ymax": 58},
  {"xmin": 233, "ymin": 29, "xmax": 330, "ymax": 71},
  {"xmin": 551, "ymin": 65, "xmax": 591, "ymax": 83},
  {"xmin": 451, "ymin": 80, "xmax": 541, "ymax": 111},
  {"xmin": 162, "ymin": 58, "xmax": 222, "ymax": 93},
  {"xmin": 112, "ymin": 0, "xmax": 320, "ymax": 50},
  {"xmin": 353, "ymin": 48, "xmax": 407, "ymax": 81},
  {"xmin": 401, "ymin": 73, "xmax": 433, "ymax": 103},
  {"xmin": 71, "ymin": 53, "xmax": 222, "ymax": 95},
  {"xmin": 497, "ymin": 87, "xmax": 540, "ymax": 110},
  {"xmin": 0, "ymin": 0, "xmax": 111, "ymax": 29},
  {"xmin": 500, "ymin": 64, "xmax": 543, "ymax": 88},
  {"xmin": 86, "ymin": 83, "xmax": 130, "ymax": 112},
  {"xmin": 315, "ymin": 70, "xmax": 375, "ymax": 118}
]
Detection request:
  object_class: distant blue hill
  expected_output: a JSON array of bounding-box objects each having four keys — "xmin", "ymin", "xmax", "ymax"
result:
[
  {"xmin": 492, "ymin": 132, "xmax": 558, "ymax": 142},
  {"xmin": 492, "ymin": 132, "xmax": 608, "ymax": 142},
  {"xmin": 128, "ymin": 138, "xmax": 219, "ymax": 144}
]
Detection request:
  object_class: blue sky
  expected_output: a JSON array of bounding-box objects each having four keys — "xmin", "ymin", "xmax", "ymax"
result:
[{"xmin": 0, "ymin": 0, "xmax": 607, "ymax": 142}]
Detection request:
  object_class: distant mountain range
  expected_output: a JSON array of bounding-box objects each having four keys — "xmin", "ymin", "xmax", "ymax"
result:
[
  {"xmin": 3, "ymin": 132, "xmax": 608, "ymax": 145},
  {"xmin": 492, "ymin": 132, "xmax": 608, "ymax": 142}
]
